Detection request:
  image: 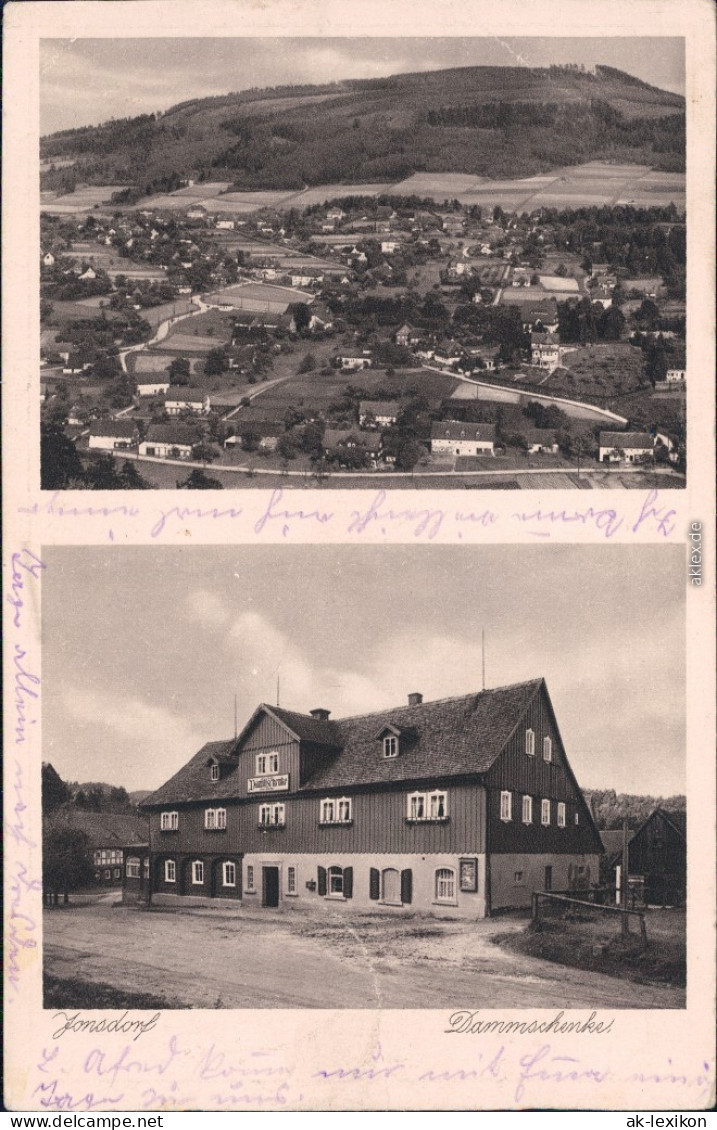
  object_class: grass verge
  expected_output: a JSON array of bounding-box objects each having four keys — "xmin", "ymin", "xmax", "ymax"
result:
[
  {"xmin": 491, "ymin": 917, "xmax": 685, "ymax": 988},
  {"xmin": 44, "ymin": 973, "xmax": 187, "ymax": 1010}
]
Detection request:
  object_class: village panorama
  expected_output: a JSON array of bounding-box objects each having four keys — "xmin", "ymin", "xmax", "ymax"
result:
[{"xmin": 40, "ymin": 62, "xmax": 687, "ymax": 490}]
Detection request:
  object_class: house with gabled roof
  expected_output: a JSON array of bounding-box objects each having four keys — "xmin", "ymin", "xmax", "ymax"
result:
[
  {"xmin": 606, "ymin": 809, "xmax": 686, "ymax": 907},
  {"xmin": 88, "ymin": 419, "xmax": 139, "ymax": 451},
  {"xmin": 140, "ymin": 680, "xmax": 602, "ymax": 916},
  {"xmin": 599, "ymin": 431, "xmax": 655, "ymax": 464},
  {"xmin": 431, "ymin": 421, "xmax": 496, "ymax": 457}
]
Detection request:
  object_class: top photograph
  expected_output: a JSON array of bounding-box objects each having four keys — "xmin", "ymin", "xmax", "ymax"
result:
[{"xmin": 39, "ymin": 36, "xmax": 687, "ymax": 491}]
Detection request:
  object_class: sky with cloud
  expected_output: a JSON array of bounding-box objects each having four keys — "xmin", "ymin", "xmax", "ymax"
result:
[
  {"xmin": 40, "ymin": 37, "xmax": 685, "ymax": 135},
  {"xmin": 41, "ymin": 545, "xmax": 685, "ymax": 797}
]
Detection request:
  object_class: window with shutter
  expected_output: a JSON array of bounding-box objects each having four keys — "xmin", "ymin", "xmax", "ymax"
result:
[
  {"xmin": 369, "ymin": 868, "xmax": 380, "ymax": 900},
  {"xmin": 343, "ymin": 867, "xmax": 353, "ymax": 899},
  {"xmin": 400, "ymin": 869, "xmax": 413, "ymax": 905}
]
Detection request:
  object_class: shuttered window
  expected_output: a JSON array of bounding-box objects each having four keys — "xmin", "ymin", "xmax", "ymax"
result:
[
  {"xmin": 369, "ymin": 867, "xmax": 380, "ymax": 900},
  {"xmin": 400, "ymin": 869, "xmax": 413, "ymax": 905}
]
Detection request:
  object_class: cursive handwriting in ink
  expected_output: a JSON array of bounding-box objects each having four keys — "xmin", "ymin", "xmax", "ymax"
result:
[
  {"xmin": 84, "ymin": 1035, "xmax": 185, "ymax": 1089},
  {"xmin": 348, "ymin": 490, "xmax": 445, "ymax": 539},
  {"xmin": 512, "ymin": 503, "xmax": 623, "ymax": 539},
  {"xmin": 632, "ymin": 489, "xmax": 677, "ymax": 537},
  {"xmin": 151, "ymin": 503, "xmax": 244, "ymax": 538},
  {"xmin": 254, "ymin": 489, "xmax": 333, "ymax": 536},
  {"xmin": 14, "ymin": 643, "xmax": 40, "ymax": 745},
  {"xmin": 514, "ymin": 1044, "xmax": 609, "ymax": 1104},
  {"xmin": 32, "ymin": 1079, "xmax": 125, "ymax": 1111},
  {"xmin": 8, "ymin": 548, "xmax": 45, "ymax": 629}
]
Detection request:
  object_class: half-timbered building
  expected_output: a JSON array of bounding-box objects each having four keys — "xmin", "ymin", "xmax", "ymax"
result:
[{"xmin": 140, "ymin": 679, "xmax": 602, "ymax": 916}]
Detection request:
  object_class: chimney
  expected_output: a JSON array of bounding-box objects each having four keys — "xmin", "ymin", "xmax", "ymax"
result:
[
  {"xmin": 310, "ymin": 708, "xmax": 330, "ymax": 722},
  {"xmin": 407, "ymin": 692, "xmax": 423, "ymax": 707}
]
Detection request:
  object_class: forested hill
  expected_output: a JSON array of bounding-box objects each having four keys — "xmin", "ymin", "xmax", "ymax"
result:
[
  {"xmin": 41, "ymin": 63, "xmax": 685, "ymax": 193},
  {"xmin": 582, "ymin": 789, "xmax": 686, "ymax": 831}
]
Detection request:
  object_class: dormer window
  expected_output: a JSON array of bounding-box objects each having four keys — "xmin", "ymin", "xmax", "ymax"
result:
[
  {"xmin": 525, "ymin": 729, "xmax": 535, "ymax": 756},
  {"xmin": 383, "ymin": 735, "xmax": 398, "ymax": 759},
  {"xmin": 210, "ymin": 763, "xmax": 220, "ymax": 782},
  {"xmin": 256, "ymin": 752, "xmax": 279, "ymax": 776}
]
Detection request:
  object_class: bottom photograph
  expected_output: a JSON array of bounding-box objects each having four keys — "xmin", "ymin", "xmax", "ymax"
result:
[{"xmin": 42, "ymin": 544, "xmax": 686, "ymax": 1010}]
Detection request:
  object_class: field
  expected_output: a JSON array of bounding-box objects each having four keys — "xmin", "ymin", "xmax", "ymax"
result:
[
  {"xmin": 389, "ymin": 162, "xmax": 685, "ymax": 211},
  {"xmin": 100, "ymin": 162, "xmax": 685, "ymax": 219},
  {"xmin": 545, "ymin": 342, "xmax": 646, "ymax": 400},
  {"xmin": 41, "ymin": 185, "xmax": 128, "ymax": 213},
  {"xmin": 163, "ymin": 308, "xmax": 235, "ymax": 340},
  {"xmin": 129, "ymin": 352, "xmax": 203, "ymax": 376},
  {"xmin": 154, "ymin": 331, "xmax": 225, "ymax": 354},
  {"xmin": 245, "ymin": 366, "xmax": 457, "ymax": 414}
]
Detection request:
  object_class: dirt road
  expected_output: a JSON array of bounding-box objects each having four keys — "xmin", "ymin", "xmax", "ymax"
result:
[{"xmin": 44, "ymin": 898, "xmax": 684, "ymax": 1010}]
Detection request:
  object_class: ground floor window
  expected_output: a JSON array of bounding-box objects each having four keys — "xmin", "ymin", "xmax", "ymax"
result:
[
  {"xmin": 318, "ymin": 865, "xmax": 353, "ymax": 899},
  {"xmin": 143, "ymin": 857, "xmax": 150, "ymax": 878},
  {"xmin": 223, "ymin": 861, "xmax": 236, "ymax": 887},
  {"xmin": 192, "ymin": 860, "xmax": 204, "ymax": 885},
  {"xmin": 113, "ymin": 868, "xmax": 121, "ymax": 880},
  {"xmin": 435, "ymin": 867, "xmax": 456, "ymax": 903},
  {"xmin": 103, "ymin": 870, "xmax": 111, "ymax": 880},
  {"xmin": 246, "ymin": 864, "xmax": 255, "ymax": 891},
  {"xmin": 126, "ymin": 857, "xmax": 140, "ymax": 878},
  {"xmin": 286, "ymin": 865, "xmax": 297, "ymax": 895},
  {"xmin": 165, "ymin": 859, "xmax": 176, "ymax": 883}
]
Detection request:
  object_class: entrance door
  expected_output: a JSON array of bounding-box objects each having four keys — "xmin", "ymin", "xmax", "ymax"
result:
[
  {"xmin": 544, "ymin": 866, "xmax": 553, "ymax": 892},
  {"xmin": 262, "ymin": 866, "xmax": 280, "ymax": 907}
]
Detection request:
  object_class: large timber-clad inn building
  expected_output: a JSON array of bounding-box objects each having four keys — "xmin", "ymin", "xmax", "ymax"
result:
[{"xmin": 136, "ymin": 679, "xmax": 603, "ymax": 916}]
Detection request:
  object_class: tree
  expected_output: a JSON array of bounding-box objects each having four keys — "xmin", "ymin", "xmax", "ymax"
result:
[
  {"xmin": 276, "ymin": 433, "xmax": 298, "ymax": 461},
  {"xmin": 108, "ymin": 786, "xmax": 131, "ymax": 811},
  {"xmin": 204, "ymin": 348, "xmax": 227, "ymax": 376},
  {"xmin": 42, "ymin": 763, "xmax": 70, "ymax": 814},
  {"xmin": 241, "ymin": 428, "xmax": 261, "ymax": 452},
  {"xmin": 118, "ymin": 460, "xmax": 153, "ymax": 489},
  {"xmin": 43, "ymin": 823, "xmax": 93, "ymax": 906},
  {"xmin": 168, "ymin": 357, "xmax": 191, "ymax": 385},
  {"xmin": 177, "ymin": 468, "xmax": 224, "ymax": 489},
  {"xmin": 191, "ymin": 442, "xmax": 217, "ymax": 464},
  {"xmin": 298, "ymin": 352, "xmax": 316, "ymax": 373},
  {"xmin": 292, "ymin": 303, "xmax": 311, "ymax": 334},
  {"xmin": 41, "ymin": 422, "xmax": 86, "ymax": 490}
]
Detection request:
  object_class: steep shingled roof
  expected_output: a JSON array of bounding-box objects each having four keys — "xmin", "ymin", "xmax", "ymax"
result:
[
  {"xmin": 306, "ymin": 680, "xmax": 543, "ymax": 790},
  {"xmin": 141, "ymin": 680, "xmax": 544, "ymax": 805},
  {"xmin": 142, "ymin": 740, "xmax": 236, "ymax": 807}
]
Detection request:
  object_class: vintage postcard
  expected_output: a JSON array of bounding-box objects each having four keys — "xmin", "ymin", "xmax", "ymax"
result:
[{"xmin": 3, "ymin": 0, "xmax": 715, "ymax": 1114}]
